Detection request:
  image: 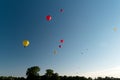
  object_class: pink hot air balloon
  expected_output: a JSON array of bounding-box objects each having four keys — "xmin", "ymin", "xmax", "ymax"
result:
[
  {"xmin": 60, "ymin": 39, "xmax": 64, "ymax": 43},
  {"xmin": 46, "ymin": 15, "xmax": 52, "ymax": 21}
]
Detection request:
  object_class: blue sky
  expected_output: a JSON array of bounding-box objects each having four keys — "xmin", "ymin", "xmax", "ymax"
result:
[{"xmin": 1, "ymin": 0, "xmax": 120, "ymax": 78}]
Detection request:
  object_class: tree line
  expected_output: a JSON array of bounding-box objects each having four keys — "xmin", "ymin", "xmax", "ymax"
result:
[{"xmin": 0, "ymin": 66, "xmax": 120, "ymax": 80}]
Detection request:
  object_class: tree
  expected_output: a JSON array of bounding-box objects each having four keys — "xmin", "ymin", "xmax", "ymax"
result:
[
  {"xmin": 96, "ymin": 77, "xmax": 103, "ymax": 80},
  {"xmin": 51, "ymin": 73, "xmax": 60, "ymax": 80},
  {"xmin": 45, "ymin": 69, "xmax": 54, "ymax": 77},
  {"xmin": 88, "ymin": 77, "xmax": 92, "ymax": 80},
  {"xmin": 26, "ymin": 66, "xmax": 40, "ymax": 80}
]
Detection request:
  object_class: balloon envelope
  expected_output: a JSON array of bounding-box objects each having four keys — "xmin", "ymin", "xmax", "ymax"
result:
[
  {"xmin": 59, "ymin": 45, "xmax": 62, "ymax": 48},
  {"xmin": 81, "ymin": 52, "xmax": 84, "ymax": 54},
  {"xmin": 46, "ymin": 15, "xmax": 52, "ymax": 21},
  {"xmin": 53, "ymin": 49, "xmax": 57, "ymax": 54},
  {"xmin": 23, "ymin": 40, "xmax": 30, "ymax": 47},
  {"xmin": 60, "ymin": 39, "xmax": 64, "ymax": 43},
  {"xmin": 113, "ymin": 27, "xmax": 117, "ymax": 32},
  {"xmin": 60, "ymin": 9, "xmax": 64, "ymax": 12}
]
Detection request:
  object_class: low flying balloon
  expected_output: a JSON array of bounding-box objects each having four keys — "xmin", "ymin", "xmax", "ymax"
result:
[
  {"xmin": 59, "ymin": 45, "xmax": 62, "ymax": 48},
  {"xmin": 46, "ymin": 15, "xmax": 52, "ymax": 21},
  {"xmin": 23, "ymin": 40, "xmax": 30, "ymax": 47},
  {"xmin": 60, "ymin": 39, "xmax": 64, "ymax": 43}
]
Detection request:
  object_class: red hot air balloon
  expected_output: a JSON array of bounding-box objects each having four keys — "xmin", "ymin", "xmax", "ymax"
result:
[
  {"xmin": 46, "ymin": 15, "xmax": 52, "ymax": 21},
  {"xmin": 59, "ymin": 45, "xmax": 62, "ymax": 48},
  {"xmin": 60, "ymin": 39, "xmax": 64, "ymax": 43}
]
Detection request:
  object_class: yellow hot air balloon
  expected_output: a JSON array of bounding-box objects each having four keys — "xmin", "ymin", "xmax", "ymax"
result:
[
  {"xmin": 23, "ymin": 40, "xmax": 30, "ymax": 47},
  {"xmin": 53, "ymin": 49, "xmax": 57, "ymax": 55},
  {"xmin": 113, "ymin": 27, "xmax": 117, "ymax": 32}
]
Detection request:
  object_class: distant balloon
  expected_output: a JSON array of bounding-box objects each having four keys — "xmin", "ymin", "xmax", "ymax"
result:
[
  {"xmin": 59, "ymin": 45, "xmax": 62, "ymax": 48},
  {"xmin": 113, "ymin": 27, "xmax": 117, "ymax": 32},
  {"xmin": 80, "ymin": 48, "xmax": 88, "ymax": 54},
  {"xmin": 46, "ymin": 15, "xmax": 52, "ymax": 21},
  {"xmin": 81, "ymin": 52, "xmax": 84, "ymax": 54},
  {"xmin": 60, "ymin": 39, "xmax": 64, "ymax": 43},
  {"xmin": 60, "ymin": 9, "xmax": 64, "ymax": 12},
  {"xmin": 53, "ymin": 49, "xmax": 57, "ymax": 54},
  {"xmin": 23, "ymin": 40, "xmax": 30, "ymax": 47}
]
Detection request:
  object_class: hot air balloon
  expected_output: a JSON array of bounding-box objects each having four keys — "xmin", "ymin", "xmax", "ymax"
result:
[
  {"xmin": 59, "ymin": 45, "xmax": 62, "ymax": 48},
  {"xmin": 81, "ymin": 52, "xmax": 84, "ymax": 54},
  {"xmin": 53, "ymin": 49, "xmax": 57, "ymax": 54},
  {"xmin": 113, "ymin": 27, "xmax": 117, "ymax": 32},
  {"xmin": 60, "ymin": 39, "xmax": 64, "ymax": 43},
  {"xmin": 60, "ymin": 9, "xmax": 64, "ymax": 12},
  {"xmin": 23, "ymin": 40, "xmax": 30, "ymax": 47},
  {"xmin": 46, "ymin": 15, "xmax": 52, "ymax": 21},
  {"xmin": 80, "ymin": 48, "xmax": 88, "ymax": 54}
]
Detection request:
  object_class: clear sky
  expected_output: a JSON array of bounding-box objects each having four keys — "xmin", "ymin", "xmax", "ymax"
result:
[{"xmin": 1, "ymin": 0, "xmax": 120, "ymax": 78}]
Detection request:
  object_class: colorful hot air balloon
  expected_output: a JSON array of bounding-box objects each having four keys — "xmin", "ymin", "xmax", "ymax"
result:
[
  {"xmin": 60, "ymin": 39, "xmax": 64, "ymax": 43},
  {"xmin": 23, "ymin": 40, "xmax": 30, "ymax": 47},
  {"xmin": 59, "ymin": 45, "xmax": 62, "ymax": 48},
  {"xmin": 46, "ymin": 15, "xmax": 52, "ymax": 21},
  {"xmin": 60, "ymin": 9, "xmax": 64, "ymax": 12}
]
